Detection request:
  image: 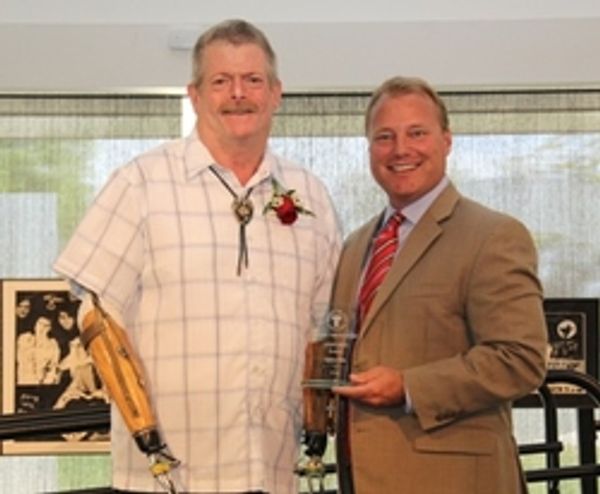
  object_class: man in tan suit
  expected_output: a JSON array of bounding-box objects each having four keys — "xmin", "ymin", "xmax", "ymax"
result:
[{"xmin": 331, "ymin": 76, "xmax": 548, "ymax": 494}]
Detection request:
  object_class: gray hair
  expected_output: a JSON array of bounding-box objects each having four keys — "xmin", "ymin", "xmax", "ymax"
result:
[{"xmin": 191, "ymin": 19, "xmax": 278, "ymax": 85}]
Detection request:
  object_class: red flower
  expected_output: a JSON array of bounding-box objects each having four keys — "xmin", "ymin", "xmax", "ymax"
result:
[
  {"xmin": 263, "ymin": 178, "xmax": 315, "ymax": 225},
  {"xmin": 276, "ymin": 195, "xmax": 298, "ymax": 224}
]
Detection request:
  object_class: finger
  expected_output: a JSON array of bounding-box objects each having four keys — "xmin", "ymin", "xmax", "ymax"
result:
[
  {"xmin": 332, "ymin": 384, "xmax": 369, "ymax": 399},
  {"xmin": 331, "ymin": 384, "xmax": 354, "ymax": 394}
]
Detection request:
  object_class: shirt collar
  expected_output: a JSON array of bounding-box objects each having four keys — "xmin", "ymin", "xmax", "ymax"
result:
[
  {"xmin": 183, "ymin": 130, "xmax": 283, "ymax": 187},
  {"xmin": 384, "ymin": 175, "xmax": 450, "ymax": 225}
]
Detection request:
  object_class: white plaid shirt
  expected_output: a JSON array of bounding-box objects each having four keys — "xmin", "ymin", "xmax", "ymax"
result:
[{"xmin": 53, "ymin": 131, "xmax": 342, "ymax": 493}]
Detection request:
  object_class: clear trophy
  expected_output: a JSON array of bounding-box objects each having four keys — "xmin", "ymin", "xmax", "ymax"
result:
[
  {"xmin": 303, "ymin": 309, "xmax": 355, "ymax": 390},
  {"xmin": 299, "ymin": 309, "xmax": 355, "ymax": 492}
]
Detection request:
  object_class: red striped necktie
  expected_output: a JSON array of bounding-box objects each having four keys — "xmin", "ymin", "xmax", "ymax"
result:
[{"xmin": 357, "ymin": 212, "xmax": 403, "ymax": 327}]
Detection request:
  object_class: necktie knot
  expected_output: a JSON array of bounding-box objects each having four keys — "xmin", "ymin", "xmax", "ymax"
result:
[{"xmin": 378, "ymin": 211, "xmax": 402, "ymax": 242}]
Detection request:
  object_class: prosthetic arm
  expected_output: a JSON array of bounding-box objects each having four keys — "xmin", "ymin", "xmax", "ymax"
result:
[
  {"xmin": 79, "ymin": 293, "xmax": 180, "ymax": 494},
  {"xmin": 298, "ymin": 338, "xmax": 336, "ymax": 494}
]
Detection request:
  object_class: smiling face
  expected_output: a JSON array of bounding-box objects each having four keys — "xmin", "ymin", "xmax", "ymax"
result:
[
  {"xmin": 367, "ymin": 91, "xmax": 452, "ymax": 210},
  {"xmin": 187, "ymin": 41, "xmax": 282, "ymax": 150}
]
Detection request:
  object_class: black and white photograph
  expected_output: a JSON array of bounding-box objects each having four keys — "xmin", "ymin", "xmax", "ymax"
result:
[
  {"xmin": 543, "ymin": 298, "xmax": 599, "ymax": 397},
  {"xmin": 1, "ymin": 279, "xmax": 109, "ymax": 454}
]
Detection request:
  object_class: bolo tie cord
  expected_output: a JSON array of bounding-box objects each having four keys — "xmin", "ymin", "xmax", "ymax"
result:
[{"xmin": 208, "ymin": 165, "xmax": 255, "ymax": 276}]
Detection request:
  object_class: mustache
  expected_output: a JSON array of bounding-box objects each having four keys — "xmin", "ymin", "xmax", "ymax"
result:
[{"xmin": 220, "ymin": 102, "xmax": 259, "ymax": 114}]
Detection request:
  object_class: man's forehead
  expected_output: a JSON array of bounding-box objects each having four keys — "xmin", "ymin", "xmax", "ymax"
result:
[
  {"xmin": 373, "ymin": 94, "xmax": 440, "ymax": 120},
  {"xmin": 204, "ymin": 41, "xmax": 267, "ymax": 63},
  {"xmin": 201, "ymin": 48, "xmax": 269, "ymax": 80}
]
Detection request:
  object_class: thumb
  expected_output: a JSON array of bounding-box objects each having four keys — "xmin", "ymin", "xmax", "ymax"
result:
[{"xmin": 348, "ymin": 371, "xmax": 369, "ymax": 384}]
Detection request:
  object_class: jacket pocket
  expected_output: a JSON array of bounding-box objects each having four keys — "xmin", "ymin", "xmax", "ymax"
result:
[{"xmin": 413, "ymin": 428, "xmax": 496, "ymax": 456}]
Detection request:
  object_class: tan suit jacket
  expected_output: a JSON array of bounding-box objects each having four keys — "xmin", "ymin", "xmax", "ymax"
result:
[{"xmin": 332, "ymin": 182, "xmax": 548, "ymax": 494}]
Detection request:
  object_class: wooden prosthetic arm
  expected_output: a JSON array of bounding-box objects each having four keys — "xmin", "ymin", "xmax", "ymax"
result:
[{"xmin": 79, "ymin": 294, "xmax": 179, "ymax": 493}]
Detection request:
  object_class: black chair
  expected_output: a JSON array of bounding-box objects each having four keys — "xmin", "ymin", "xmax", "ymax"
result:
[{"xmin": 519, "ymin": 369, "xmax": 600, "ymax": 494}]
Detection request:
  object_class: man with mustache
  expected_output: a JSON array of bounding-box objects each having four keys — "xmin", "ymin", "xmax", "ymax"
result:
[
  {"xmin": 330, "ymin": 76, "xmax": 548, "ymax": 494},
  {"xmin": 54, "ymin": 19, "xmax": 341, "ymax": 494}
]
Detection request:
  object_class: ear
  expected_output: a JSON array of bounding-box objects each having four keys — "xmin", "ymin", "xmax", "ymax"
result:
[
  {"xmin": 443, "ymin": 130, "xmax": 452, "ymax": 155},
  {"xmin": 187, "ymin": 83, "xmax": 203, "ymax": 116},
  {"xmin": 187, "ymin": 83, "xmax": 198, "ymax": 104},
  {"xmin": 271, "ymin": 78, "xmax": 283, "ymax": 108}
]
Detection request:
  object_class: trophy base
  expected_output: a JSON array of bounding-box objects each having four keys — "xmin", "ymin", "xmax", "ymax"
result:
[{"xmin": 302, "ymin": 378, "xmax": 350, "ymax": 389}]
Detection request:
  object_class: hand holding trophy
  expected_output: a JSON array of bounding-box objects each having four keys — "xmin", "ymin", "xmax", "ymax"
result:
[{"xmin": 298, "ymin": 309, "xmax": 355, "ymax": 493}]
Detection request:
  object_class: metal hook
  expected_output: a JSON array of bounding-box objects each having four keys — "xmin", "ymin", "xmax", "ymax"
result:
[{"xmin": 297, "ymin": 456, "xmax": 326, "ymax": 494}]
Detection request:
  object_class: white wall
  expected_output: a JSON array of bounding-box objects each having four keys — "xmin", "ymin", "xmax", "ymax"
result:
[{"xmin": 2, "ymin": 0, "xmax": 600, "ymax": 93}]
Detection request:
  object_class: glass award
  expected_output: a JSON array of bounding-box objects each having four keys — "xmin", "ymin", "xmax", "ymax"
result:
[{"xmin": 303, "ymin": 309, "xmax": 355, "ymax": 389}]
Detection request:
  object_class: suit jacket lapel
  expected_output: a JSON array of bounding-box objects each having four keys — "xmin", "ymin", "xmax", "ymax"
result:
[
  {"xmin": 359, "ymin": 183, "xmax": 461, "ymax": 337},
  {"xmin": 332, "ymin": 213, "xmax": 382, "ymax": 328}
]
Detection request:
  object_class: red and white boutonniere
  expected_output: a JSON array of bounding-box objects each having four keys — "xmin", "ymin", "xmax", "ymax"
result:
[{"xmin": 263, "ymin": 178, "xmax": 315, "ymax": 225}]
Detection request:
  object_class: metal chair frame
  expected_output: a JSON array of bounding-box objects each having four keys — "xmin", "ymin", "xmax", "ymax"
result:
[{"xmin": 519, "ymin": 369, "xmax": 600, "ymax": 494}]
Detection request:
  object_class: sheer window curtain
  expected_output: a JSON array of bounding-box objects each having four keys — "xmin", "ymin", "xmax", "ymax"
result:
[
  {"xmin": 0, "ymin": 95, "xmax": 181, "ymax": 493},
  {"xmin": 1, "ymin": 89, "xmax": 600, "ymax": 492},
  {"xmin": 271, "ymin": 90, "xmax": 600, "ymax": 298}
]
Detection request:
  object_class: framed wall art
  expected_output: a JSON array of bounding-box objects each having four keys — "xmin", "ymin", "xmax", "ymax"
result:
[
  {"xmin": 1, "ymin": 279, "xmax": 109, "ymax": 454},
  {"xmin": 516, "ymin": 297, "xmax": 599, "ymax": 409},
  {"xmin": 543, "ymin": 297, "xmax": 599, "ymax": 398}
]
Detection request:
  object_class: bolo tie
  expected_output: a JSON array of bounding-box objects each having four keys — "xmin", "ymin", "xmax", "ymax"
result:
[{"xmin": 208, "ymin": 165, "xmax": 254, "ymax": 276}]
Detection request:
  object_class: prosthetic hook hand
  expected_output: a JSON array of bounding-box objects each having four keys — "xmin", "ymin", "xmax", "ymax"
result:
[
  {"xmin": 298, "ymin": 339, "xmax": 336, "ymax": 494},
  {"xmin": 79, "ymin": 293, "xmax": 180, "ymax": 494}
]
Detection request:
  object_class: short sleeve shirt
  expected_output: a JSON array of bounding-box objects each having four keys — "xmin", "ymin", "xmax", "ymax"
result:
[{"xmin": 53, "ymin": 131, "xmax": 342, "ymax": 493}]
